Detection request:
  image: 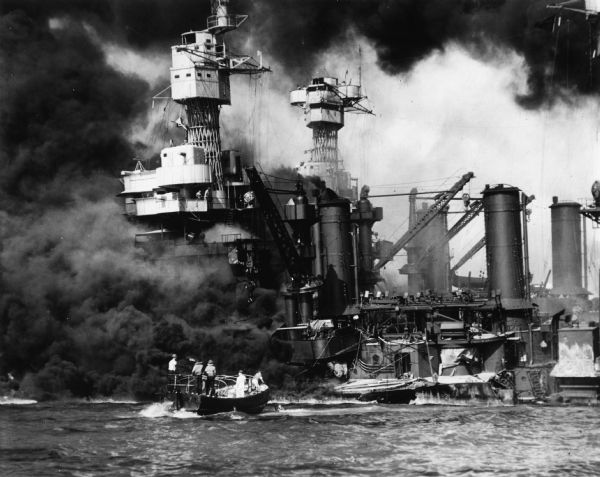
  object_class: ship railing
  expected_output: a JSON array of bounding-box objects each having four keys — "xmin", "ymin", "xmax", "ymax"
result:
[
  {"xmin": 221, "ymin": 233, "xmax": 242, "ymax": 243},
  {"xmin": 213, "ymin": 374, "xmax": 267, "ymax": 397},
  {"xmin": 167, "ymin": 373, "xmax": 199, "ymax": 394},
  {"xmin": 167, "ymin": 373, "xmax": 266, "ymax": 396}
]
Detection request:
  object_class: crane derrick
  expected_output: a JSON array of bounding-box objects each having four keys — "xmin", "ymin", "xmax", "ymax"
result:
[
  {"xmin": 451, "ymin": 237, "xmax": 486, "ymax": 274},
  {"xmin": 373, "ymin": 172, "xmax": 475, "ymax": 273}
]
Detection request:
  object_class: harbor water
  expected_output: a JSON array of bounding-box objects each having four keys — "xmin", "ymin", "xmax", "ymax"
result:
[{"xmin": 1, "ymin": 398, "xmax": 599, "ymax": 476}]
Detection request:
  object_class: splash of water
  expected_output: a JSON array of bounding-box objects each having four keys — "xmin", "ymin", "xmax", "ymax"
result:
[
  {"xmin": 139, "ymin": 402, "xmax": 173, "ymax": 418},
  {"xmin": 87, "ymin": 398, "xmax": 139, "ymax": 404},
  {"xmin": 0, "ymin": 396, "xmax": 37, "ymax": 405},
  {"xmin": 410, "ymin": 393, "xmax": 506, "ymax": 407}
]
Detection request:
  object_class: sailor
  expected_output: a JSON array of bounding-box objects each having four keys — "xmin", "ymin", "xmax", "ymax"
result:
[
  {"xmin": 204, "ymin": 360, "xmax": 217, "ymax": 396},
  {"xmin": 251, "ymin": 371, "xmax": 264, "ymax": 391},
  {"xmin": 168, "ymin": 354, "xmax": 178, "ymax": 374},
  {"xmin": 192, "ymin": 360, "xmax": 204, "ymax": 393},
  {"xmin": 235, "ymin": 370, "xmax": 246, "ymax": 398}
]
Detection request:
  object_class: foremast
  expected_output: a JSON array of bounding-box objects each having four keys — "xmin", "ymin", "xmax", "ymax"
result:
[{"xmin": 170, "ymin": 0, "xmax": 269, "ymax": 191}]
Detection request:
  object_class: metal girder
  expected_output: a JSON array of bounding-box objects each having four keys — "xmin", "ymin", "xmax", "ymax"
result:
[
  {"xmin": 373, "ymin": 172, "xmax": 474, "ymax": 272},
  {"xmin": 581, "ymin": 207, "xmax": 600, "ymax": 226},
  {"xmin": 451, "ymin": 237, "xmax": 486, "ymax": 273}
]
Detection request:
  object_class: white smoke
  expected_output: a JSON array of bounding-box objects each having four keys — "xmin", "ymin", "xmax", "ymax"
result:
[{"xmin": 110, "ymin": 29, "xmax": 600, "ymax": 295}]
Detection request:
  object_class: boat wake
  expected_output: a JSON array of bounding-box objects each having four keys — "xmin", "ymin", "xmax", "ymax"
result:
[
  {"xmin": 139, "ymin": 402, "xmax": 174, "ymax": 418},
  {"xmin": 139, "ymin": 402, "xmax": 202, "ymax": 419},
  {"xmin": 259, "ymin": 400, "xmax": 381, "ymax": 418},
  {"xmin": 0, "ymin": 396, "xmax": 37, "ymax": 405},
  {"xmin": 270, "ymin": 397, "xmax": 372, "ymax": 406},
  {"xmin": 87, "ymin": 398, "xmax": 139, "ymax": 404},
  {"xmin": 410, "ymin": 393, "xmax": 508, "ymax": 407}
]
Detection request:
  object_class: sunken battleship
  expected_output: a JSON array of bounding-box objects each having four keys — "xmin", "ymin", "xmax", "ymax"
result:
[{"xmin": 119, "ymin": 0, "xmax": 600, "ymax": 405}]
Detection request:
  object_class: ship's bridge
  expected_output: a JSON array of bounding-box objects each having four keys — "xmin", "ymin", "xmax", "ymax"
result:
[{"xmin": 171, "ymin": 31, "xmax": 231, "ymax": 103}]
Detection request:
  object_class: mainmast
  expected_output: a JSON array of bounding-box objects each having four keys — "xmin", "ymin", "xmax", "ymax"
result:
[
  {"xmin": 290, "ymin": 74, "xmax": 372, "ymax": 199},
  {"xmin": 170, "ymin": 0, "xmax": 268, "ymax": 191}
]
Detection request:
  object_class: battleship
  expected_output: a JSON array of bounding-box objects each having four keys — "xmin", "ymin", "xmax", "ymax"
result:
[{"xmin": 119, "ymin": 0, "xmax": 600, "ymax": 405}]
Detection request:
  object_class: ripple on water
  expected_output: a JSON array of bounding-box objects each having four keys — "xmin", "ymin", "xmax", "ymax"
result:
[{"xmin": 1, "ymin": 401, "xmax": 600, "ymax": 476}]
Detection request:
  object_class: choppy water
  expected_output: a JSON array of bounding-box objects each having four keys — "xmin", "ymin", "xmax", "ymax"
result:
[{"xmin": 1, "ymin": 397, "xmax": 599, "ymax": 476}]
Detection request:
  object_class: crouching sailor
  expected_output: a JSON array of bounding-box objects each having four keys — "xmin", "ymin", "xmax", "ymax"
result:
[{"xmin": 252, "ymin": 371, "xmax": 264, "ymax": 391}]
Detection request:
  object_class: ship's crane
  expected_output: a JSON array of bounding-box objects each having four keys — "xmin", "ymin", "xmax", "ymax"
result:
[
  {"xmin": 244, "ymin": 167, "xmax": 308, "ymax": 283},
  {"xmin": 373, "ymin": 172, "xmax": 475, "ymax": 273},
  {"xmin": 414, "ymin": 199, "xmax": 484, "ymax": 269},
  {"xmin": 450, "ymin": 237, "xmax": 486, "ymax": 274}
]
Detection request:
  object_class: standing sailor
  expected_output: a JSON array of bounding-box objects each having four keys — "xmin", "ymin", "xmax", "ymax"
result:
[
  {"xmin": 168, "ymin": 354, "xmax": 178, "ymax": 374},
  {"xmin": 235, "ymin": 370, "xmax": 246, "ymax": 398},
  {"xmin": 192, "ymin": 360, "xmax": 204, "ymax": 393},
  {"xmin": 204, "ymin": 360, "xmax": 216, "ymax": 396},
  {"xmin": 251, "ymin": 371, "xmax": 264, "ymax": 391}
]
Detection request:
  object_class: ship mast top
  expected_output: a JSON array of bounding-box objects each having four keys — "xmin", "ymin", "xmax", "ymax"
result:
[{"xmin": 170, "ymin": 0, "xmax": 269, "ymax": 191}]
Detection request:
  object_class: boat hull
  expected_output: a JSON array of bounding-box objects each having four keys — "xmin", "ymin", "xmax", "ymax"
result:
[
  {"xmin": 196, "ymin": 388, "xmax": 271, "ymax": 415},
  {"xmin": 170, "ymin": 388, "xmax": 270, "ymax": 415}
]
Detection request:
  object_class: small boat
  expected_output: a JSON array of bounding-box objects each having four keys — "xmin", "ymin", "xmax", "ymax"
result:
[{"xmin": 167, "ymin": 373, "xmax": 270, "ymax": 416}]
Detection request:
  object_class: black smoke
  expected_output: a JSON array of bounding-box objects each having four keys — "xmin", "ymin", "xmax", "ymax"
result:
[
  {"xmin": 1, "ymin": 0, "xmax": 598, "ymax": 400},
  {"xmin": 242, "ymin": 0, "xmax": 600, "ymax": 106},
  {"xmin": 0, "ymin": 4, "xmax": 294, "ymax": 400}
]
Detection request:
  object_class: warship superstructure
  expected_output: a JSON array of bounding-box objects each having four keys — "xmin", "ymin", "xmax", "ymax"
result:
[
  {"xmin": 117, "ymin": 0, "xmax": 600, "ymax": 405},
  {"xmin": 290, "ymin": 75, "xmax": 372, "ymax": 200},
  {"xmin": 119, "ymin": 0, "xmax": 273, "ymax": 287}
]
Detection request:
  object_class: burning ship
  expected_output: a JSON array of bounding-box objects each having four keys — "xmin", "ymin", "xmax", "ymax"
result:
[
  {"xmin": 266, "ymin": 170, "xmax": 600, "ymax": 404},
  {"xmin": 118, "ymin": 0, "xmax": 275, "ymax": 290},
  {"xmin": 117, "ymin": 0, "xmax": 600, "ymax": 405},
  {"xmin": 262, "ymin": 1, "xmax": 600, "ymax": 405}
]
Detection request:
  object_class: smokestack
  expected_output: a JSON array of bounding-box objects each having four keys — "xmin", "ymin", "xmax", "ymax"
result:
[
  {"xmin": 318, "ymin": 194, "xmax": 353, "ymax": 315},
  {"xmin": 351, "ymin": 188, "xmax": 383, "ymax": 292},
  {"xmin": 549, "ymin": 198, "xmax": 587, "ymax": 296},
  {"xmin": 402, "ymin": 189, "xmax": 423, "ymax": 294},
  {"xmin": 482, "ymin": 184, "xmax": 526, "ymax": 301},
  {"xmin": 418, "ymin": 205, "xmax": 450, "ymax": 293}
]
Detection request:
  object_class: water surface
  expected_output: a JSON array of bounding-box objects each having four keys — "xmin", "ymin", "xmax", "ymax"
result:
[{"xmin": 1, "ymin": 398, "xmax": 599, "ymax": 476}]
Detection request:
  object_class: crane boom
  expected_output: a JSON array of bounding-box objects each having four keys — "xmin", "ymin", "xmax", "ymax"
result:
[
  {"xmin": 245, "ymin": 167, "xmax": 307, "ymax": 279},
  {"xmin": 373, "ymin": 172, "xmax": 475, "ymax": 272},
  {"xmin": 451, "ymin": 237, "xmax": 486, "ymax": 274},
  {"xmin": 415, "ymin": 199, "xmax": 483, "ymax": 268}
]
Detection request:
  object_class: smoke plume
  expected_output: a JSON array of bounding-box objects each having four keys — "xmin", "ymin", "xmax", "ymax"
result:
[
  {"xmin": 3, "ymin": 0, "xmax": 600, "ymax": 399},
  {"xmin": 0, "ymin": 3, "xmax": 293, "ymax": 400},
  {"xmin": 242, "ymin": 0, "xmax": 600, "ymax": 106}
]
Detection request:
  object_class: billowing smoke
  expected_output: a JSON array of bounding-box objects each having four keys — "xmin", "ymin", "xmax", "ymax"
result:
[
  {"xmin": 0, "ymin": 4, "xmax": 295, "ymax": 400},
  {"xmin": 2, "ymin": 0, "xmax": 600, "ymax": 400},
  {"xmin": 244, "ymin": 0, "xmax": 600, "ymax": 106}
]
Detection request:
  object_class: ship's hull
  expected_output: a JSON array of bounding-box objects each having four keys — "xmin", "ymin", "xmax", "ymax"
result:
[
  {"xmin": 270, "ymin": 326, "xmax": 360, "ymax": 366},
  {"xmin": 337, "ymin": 377, "xmax": 514, "ymax": 404},
  {"xmin": 171, "ymin": 388, "xmax": 270, "ymax": 415}
]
